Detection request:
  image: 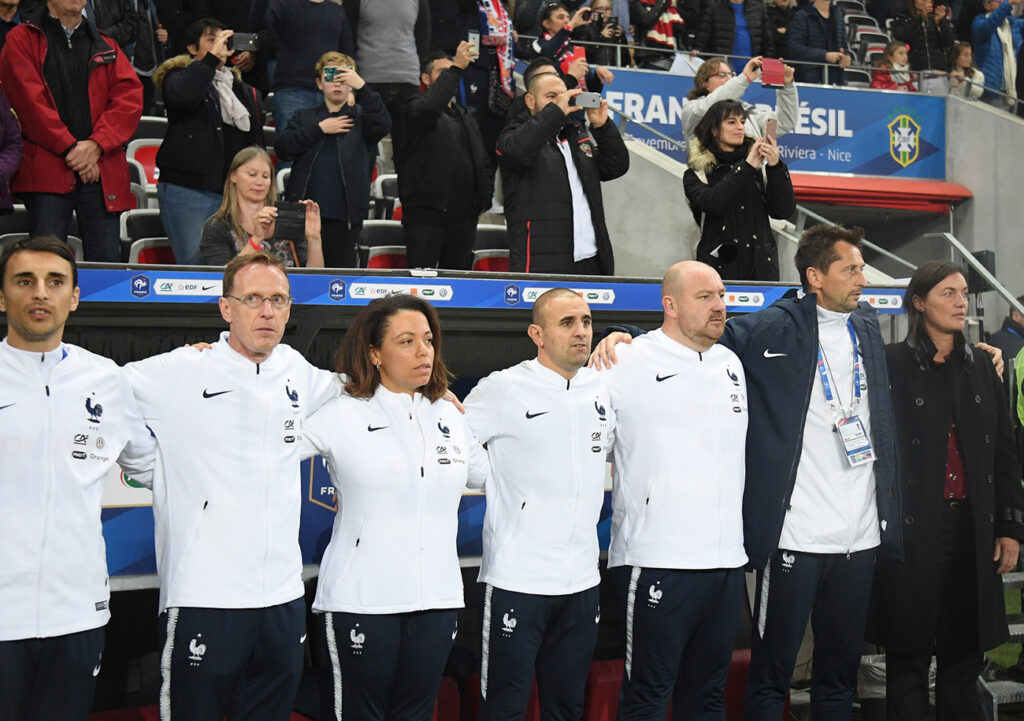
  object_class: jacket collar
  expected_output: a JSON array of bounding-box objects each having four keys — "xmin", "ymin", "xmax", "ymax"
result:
[{"xmin": 906, "ymin": 326, "xmax": 972, "ymax": 370}]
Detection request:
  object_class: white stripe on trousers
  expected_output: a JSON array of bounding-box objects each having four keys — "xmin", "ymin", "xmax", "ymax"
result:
[
  {"xmin": 325, "ymin": 612, "xmax": 343, "ymax": 721},
  {"xmin": 159, "ymin": 608, "xmax": 179, "ymax": 721},
  {"xmin": 757, "ymin": 560, "xmax": 772, "ymax": 639},
  {"xmin": 480, "ymin": 584, "xmax": 494, "ymax": 700},
  {"xmin": 624, "ymin": 566, "xmax": 641, "ymax": 681}
]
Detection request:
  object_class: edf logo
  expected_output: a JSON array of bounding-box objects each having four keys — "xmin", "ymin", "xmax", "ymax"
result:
[
  {"xmin": 328, "ymin": 279, "xmax": 346, "ymax": 301},
  {"xmin": 504, "ymin": 284, "xmax": 520, "ymax": 306},
  {"xmin": 130, "ymin": 274, "xmax": 150, "ymax": 298}
]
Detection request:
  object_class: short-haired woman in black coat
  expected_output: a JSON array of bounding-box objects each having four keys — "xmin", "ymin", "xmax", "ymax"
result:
[{"xmin": 869, "ymin": 261, "xmax": 1024, "ymax": 720}]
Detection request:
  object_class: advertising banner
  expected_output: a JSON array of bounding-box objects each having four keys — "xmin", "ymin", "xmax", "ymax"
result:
[{"xmin": 602, "ymin": 67, "xmax": 946, "ymax": 179}]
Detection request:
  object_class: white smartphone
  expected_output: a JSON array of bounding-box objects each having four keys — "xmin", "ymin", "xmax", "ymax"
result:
[{"xmin": 467, "ymin": 30, "xmax": 480, "ymax": 58}]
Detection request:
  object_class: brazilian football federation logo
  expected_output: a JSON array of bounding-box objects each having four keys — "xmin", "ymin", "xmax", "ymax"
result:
[{"xmin": 888, "ymin": 114, "xmax": 921, "ymax": 168}]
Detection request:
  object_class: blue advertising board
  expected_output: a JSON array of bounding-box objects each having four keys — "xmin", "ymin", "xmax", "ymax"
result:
[{"xmin": 602, "ymin": 67, "xmax": 946, "ymax": 178}]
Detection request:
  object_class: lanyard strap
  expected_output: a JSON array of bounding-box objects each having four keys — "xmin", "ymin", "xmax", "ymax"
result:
[{"xmin": 817, "ymin": 320, "xmax": 861, "ymax": 414}]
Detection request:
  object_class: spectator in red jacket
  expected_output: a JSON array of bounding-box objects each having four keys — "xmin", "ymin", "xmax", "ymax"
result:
[
  {"xmin": 0, "ymin": 0, "xmax": 143, "ymax": 261},
  {"xmin": 871, "ymin": 40, "xmax": 919, "ymax": 89}
]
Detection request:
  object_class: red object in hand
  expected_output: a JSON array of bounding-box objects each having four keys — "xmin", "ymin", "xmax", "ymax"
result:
[{"xmin": 571, "ymin": 46, "xmax": 587, "ymax": 63}]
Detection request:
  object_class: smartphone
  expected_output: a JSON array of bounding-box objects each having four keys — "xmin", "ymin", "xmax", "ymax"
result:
[
  {"xmin": 764, "ymin": 117, "xmax": 777, "ymax": 142},
  {"xmin": 274, "ymin": 201, "xmax": 306, "ymax": 242},
  {"xmin": 580, "ymin": 8, "xmax": 593, "ymax": 21},
  {"xmin": 607, "ymin": 15, "xmax": 619, "ymax": 27},
  {"xmin": 228, "ymin": 32, "xmax": 259, "ymax": 52},
  {"xmin": 760, "ymin": 57, "xmax": 785, "ymax": 88},
  {"xmin": 323, "ymin": 66, "xmax": 340, "ymax": 82},
  {"xmin": 570, "ymin": 45, "xmax": 588, "ymax": 64},
  {"xmin": 576, "ymin": 91, "xmax": 602, "ymax": 108},
  {"xmin": 467, "ymin": 30, "xmax": 480, "ymax": 58}
]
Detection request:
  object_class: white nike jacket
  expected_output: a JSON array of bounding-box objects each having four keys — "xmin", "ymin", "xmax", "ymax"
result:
[
  {"xmin": 0, "ymin": 340, "xmax": 155, "ymax": 641},
  {"xmin": 123, "ymin": 332, "xmax": 339, "ymax": 613},
  {"xmin": 606, "ymin": 329, "xmax": 748, "ymax": 570},
  {"xmin": 464, "ymin": 359, "xmax": 614, "ymax": 595},
  {"xmin": 301, "ymin": 386, "xmax": 490, "ymax": 614}
]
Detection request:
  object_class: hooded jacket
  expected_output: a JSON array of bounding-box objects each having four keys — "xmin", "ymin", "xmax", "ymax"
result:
[
  {"xmin": 153, "ymin": 53, "xmax": 264, "ymax": 193},
  {"xmin": 497, "ymin": 103, "xmax": 629, "ymax": 274},
  {"xmin": 0, "ymin": 5, "xmax": 142, "ymax": 211},
  {"xmin": 682, "ymin": 135, "xmax": 794, "ymax": 281}
]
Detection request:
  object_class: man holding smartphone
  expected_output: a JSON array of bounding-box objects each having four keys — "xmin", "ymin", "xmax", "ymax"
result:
[
  {"xmin": 398, "ymin": 41, "xmax": 493, "ymax": 270},
  {"xmin": 497, "ymin": 72, "xmax": 629, "ymax": 275}
]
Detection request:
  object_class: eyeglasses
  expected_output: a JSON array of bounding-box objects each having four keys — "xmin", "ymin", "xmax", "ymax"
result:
[
  {"xmin": 226, "ymin": 294, "xmax": 293, "ymax": 309},
  {"xmin": 713, "ymin": 71, "xmax": 735, "ymax": 79}
]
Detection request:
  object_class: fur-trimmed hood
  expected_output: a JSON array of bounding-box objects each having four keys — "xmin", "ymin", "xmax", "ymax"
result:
[
  {"xmin": 153, "ymin": 54, "xmax": 242, "ymax": 91},
  {"xmin": 686, "ymin": 135, "xmax": 756, "ymax": 173}
]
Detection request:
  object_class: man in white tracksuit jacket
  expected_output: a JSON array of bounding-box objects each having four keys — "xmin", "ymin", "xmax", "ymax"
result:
[
  {"xmin": 604, "ymin": 261, "xmax": 748, "ymax": 720},
  {"xmin": 122, "ymin": 252, "xmax": 340, "ymax": 721},
  {"xmin": 464, "ymin": 288, "xmax": 615, "ymax": 721},
  {"xmin": 0, "ymin": 237, "xmax": 156, "ymax": 721}
]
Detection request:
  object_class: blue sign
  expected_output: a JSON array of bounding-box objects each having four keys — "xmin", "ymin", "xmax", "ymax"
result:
[
  {"xmin": 328, "ymin": 278, "xmax": 346, "ymax": 301},
  {"xmin": 602, "ymin": 68, "xmax": 946, "ymax": 178},
  {"xmin": 129, "ymin": 274, "xmax": 149, "ymax": 298}
]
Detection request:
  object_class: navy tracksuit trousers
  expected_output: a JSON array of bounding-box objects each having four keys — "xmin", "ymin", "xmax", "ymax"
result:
[
  {"xmin": 478, "ymin": 584, "xmax": 601, "ymax": 721},
  {"xmin": 157, "ymin": 598, "xmax": 306, "ymax": 721},
  {"xmin": 614, "ymin": 566, "xmax": 745, "ymax": 721},
  {"xmin": 745, "ymin": 549, "xmax": 876, "ymax": 721}
]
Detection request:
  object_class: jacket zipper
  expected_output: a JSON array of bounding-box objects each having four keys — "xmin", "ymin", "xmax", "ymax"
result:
[
  {"xmin": 567, "ymin": 380, "xmax": 580, "ymax": 592},
  {"xmin": 37, "ymin": 376, "xmax": 53, "ymax": 635}
]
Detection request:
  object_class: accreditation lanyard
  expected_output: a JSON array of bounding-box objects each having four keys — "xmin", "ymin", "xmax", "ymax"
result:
[{"xmin": 817, "ymin": 321, "xmax": 875, "ymax": 467}]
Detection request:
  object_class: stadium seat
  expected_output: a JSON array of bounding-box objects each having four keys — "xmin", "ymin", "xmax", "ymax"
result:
[
  {"xmin": 130, "ymin": 115, "xmax": 168, "ymax": 142},
  {"xmin": 372, "ymin": 174, "xmax": 399, "ymax": 200},
  {"xmin": 277, "ymin": 168, "xmax": 291, "ymax": 195},
  {"xmin": 474, "ymin": 224, "xmax": 509, "ymax": 250},
  {"xmin": 264, "ymin": 124, "xmax": 276, "ymax": 149},
  {"xmin": 129, "ymin": 237, "xmax": 176, "ymax": 264},
  {"xmin": 0, "ymin": 232, "xmax": 83, "ymax": 259},
  {"xmin": 89, "ymin": 708, "xmax": 315, "ymax": 721},
  {"xmin": 844, "ymin": 68, "xmax": 873, "ymax": 87},
  {"xmin": 472, "ymin": 249, "xmax": 510, "ymax": 272},
  {"xmin": 433, "ymin": 676, "xmax": 460, "ymax": 721},
  {"xmin": 366, "ymin": 245, "xmax": 408, "ymax": 269},
  {"xmin": 127, "ymin": 139, "xmax": 161, "ymax": 189},
  {"xmin": 853, "ymin": 29, "xmax": 890, "ymax": 48},
  {"xmin": 358, "ymin": 219, "xmax": 405, "ymax": 266},
  {"xmin": 843, "ymin": 12, "xmax": 878, "ymax": 27},
  {"xmin": 836, "ymin": 0, "xmax": 866, "ymax": 11},
  {"xmin": 0, "ymin": 204, "xmax": 29, "ymax": 236},
  {"xmin": 130, "ymin": 182, "xmax": 148, "ymax": 210},
  {"xmin": 121, "ymin": 209, "xmax": 167, "ymax": 246},
  {"xmin": 461, "ymin": 672, "xmax": 540, "ymax": 721}
]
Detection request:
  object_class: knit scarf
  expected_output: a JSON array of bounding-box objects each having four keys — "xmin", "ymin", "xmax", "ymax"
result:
[
  {"xmin": 890, "ymin": 61, "xmax": 912, "ymax": 86},
  {"xmin": 997, "ymin": 16, "xmax": 1018, "ymax": 104},
  {"xmin": 639, "ymin": 0, "xmax": 685, "ymax": 49},
  {"xmin": 710, "ymin": 140, "xmax": 751, "ymax": 167},
  {"xmin": 479, "ymin": 0, "xmax": 514, "ymax": 97},
  {"xmin": 211, "ymin": 67, "xmax": 251, "ymax": 132}
]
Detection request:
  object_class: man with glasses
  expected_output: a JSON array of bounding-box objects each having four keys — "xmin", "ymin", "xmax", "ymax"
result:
[{"xmin": 121, "ymin": 252, "xmax": 341, "ymax": 721}]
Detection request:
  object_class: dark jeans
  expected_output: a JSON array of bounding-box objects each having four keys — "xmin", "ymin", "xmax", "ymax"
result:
[
  {"xmin": 321, "ymin": 220, "xmax": 361, "ymax": 269},
  {"xmin": 886, "ymin": 502, "xmax": 984, "ymax": 721},
  {"xmin": 22, "ymin": 181, "xmax": 121, "ymax": 262},
  {"xmin": 403, "ymin": 217, "xmax": 477, "ymax": 270},
  {"xmin": 367, "ymin": 82, "xmax": 419, "ymax": 169}
]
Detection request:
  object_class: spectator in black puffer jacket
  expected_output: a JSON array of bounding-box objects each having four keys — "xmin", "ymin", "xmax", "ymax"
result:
[
  {"xmin": 695, "ymin": 0, "xmax": 773, "ymax": 74},
  {"xmin": 892, "ymin": 0, "xmax": 954, "ymax": 92},
  {"xmin": 275, "ymin": 52, "xmax": 390, "ymax": 268},
  {"xmin": 683, "ymin": 99, "xmax": 795, "ymax": 281},
  {"xmin": 766, "ymin": 0, "xmax": 796, "ymax": 58}
]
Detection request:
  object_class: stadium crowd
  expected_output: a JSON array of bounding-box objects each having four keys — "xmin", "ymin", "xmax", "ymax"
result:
[{"xmin": 0, "ymin": 0, "xmax": 1022, "ymax": 282}]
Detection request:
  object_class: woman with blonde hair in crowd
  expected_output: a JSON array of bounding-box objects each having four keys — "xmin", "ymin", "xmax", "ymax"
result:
[
  {"xmin": 870, "ymin": 41, "xmax": 918, "ymax": 90},
  {"xmin": 200, "ymin": 146, "xmax": 323, "ymax": 267},
  {"xmin": 948, "ymin": 41, "xmax": 986, "ymax": 98}
]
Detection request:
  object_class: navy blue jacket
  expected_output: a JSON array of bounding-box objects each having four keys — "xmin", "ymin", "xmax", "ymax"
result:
[
  {"xmin": 788, "ymin": 3, "xmax": 847, "ymax": 85},
  {"xmin": 609, "ymin": 290, "xmax": 904, "ymax": 570}
]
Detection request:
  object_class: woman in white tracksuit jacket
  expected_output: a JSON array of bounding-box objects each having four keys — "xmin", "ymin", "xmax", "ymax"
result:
[{"xmin": 301, "ymin": 293, "xmax": 490, "ymax": 721}]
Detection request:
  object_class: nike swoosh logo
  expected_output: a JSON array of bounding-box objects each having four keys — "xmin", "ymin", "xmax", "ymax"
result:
[
  {"xmin": 367, "ymin": 424, "xmax": 389, "ymax": 432},
  {"xmin": 299, "ymin": 633, "xmax": 307, "ymax": 644},
  {"xmin": 201, "ymin": 284, "xmax": 218, "ymax": 291},
  {"xmin": 0, "ymin": 403, "xmax": 14, "ymax": 411},
  {"xmin": 763, "ymin": 350, "xmax": 786, "ymax": 358},
  {"xmin": 525, "ymin": 411, "xmax": 549, "ymax": 419},
  {"xmin": 202, "ymin": 389, "xmax": 233, "ymax": 398},
  {"xmin": 655, "ymin": 374, "xmax": 678, "ymax": 382}
]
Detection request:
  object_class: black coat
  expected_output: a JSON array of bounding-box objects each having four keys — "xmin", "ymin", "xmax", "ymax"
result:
[
  {"xmin": 868, "ymin": 335, "xmax": 1024, "ymax": 654},
  {"xmin": 765, "ymin": 3, "xmax": 795, "ymax": 58},
  {"xmin": 497, "ymin": 103, "xmax": 629, "ymax": 275},
  {"xmin": 695, "ymin": 0, "xmax": 773, "ymax": 58},
  {"xmin": 153, "ymin": 53, "xmax": 264, "ymax": 193},
  {"xmin": 276, "ymin": 86, "xmax": 391, "ymax": 227},
  {"xmin": 788, "ymin": 2, "xmax": 847, "ymax": 84},
  {"xmin": 892, "ymin": 12, "xmax": 954, "ymax": 71},
  {"xmin": 682, "ymin": 138, "xmax": 795, "ymax": 281},
  {"xmin": 398, "ymin": 65, "xmax": 493, "ymax": 221}
]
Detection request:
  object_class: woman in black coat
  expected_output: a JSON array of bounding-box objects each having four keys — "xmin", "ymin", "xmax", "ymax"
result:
[
  {"xmin": 682, "ymin": 99, "xmax": 795, "ymax": 281},
  {"xmin": 892, "ymin": 0, "xmax": 955, "ymax": 91},
  {"xmin": 869, "ymin": 261, "xmax": 1024, "ymax": 720}
]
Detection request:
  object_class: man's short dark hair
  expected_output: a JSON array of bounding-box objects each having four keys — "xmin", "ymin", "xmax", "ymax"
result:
[
  {"xmin": 421, "ymin": 50, "xmax": 452, "ymax": 77},
  {"xmin": 184, "ymin": 17, "xmax": 228, "ymax": 51},
  {"xmin": 0, "ymin": 236, "xmax": 78, "ymax": 290},
  {"xmin": 541, "ymin": 2, "xmax": 569, "ymax": 23},
  {"xmin": 523, "ymin": 56, "xmax": 558, "ymax": 90},
  {"xmin": 794, "ymin": 224, "xmax": 865, "ymax": 291}
]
